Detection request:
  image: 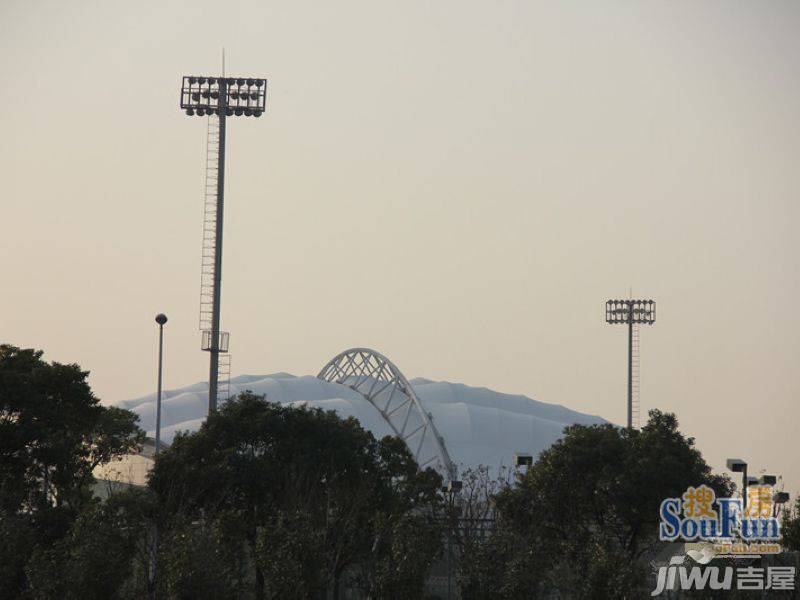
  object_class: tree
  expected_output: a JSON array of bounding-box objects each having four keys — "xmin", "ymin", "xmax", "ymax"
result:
[
  {"xmin": 0, "ymin": 345, "xmax": 143, "ymax": 513},
  {"xmin": 474, "ymin": 410, "xmax": 732, "ymax": 599},
  {"xmin": 0, "ymin": 344, "xmax": 144, "ymax": 598},
  {"xmin": 781, "ymin": 497, "xmax": 800, "ymax": 552},
  {"xmin": 148, "ymin": 392, "xmax": 444, "ymax": 599},
  {"xmin": 440, "ymin": 466, "xmax": 520, "ymax": 600},
  {"xmin": 24, "ymin": 488, "xmax": 156, "ymax": 600},
  {"xmin": 160, "ymin": 510, "xmax": 252, "ymax": 600}
]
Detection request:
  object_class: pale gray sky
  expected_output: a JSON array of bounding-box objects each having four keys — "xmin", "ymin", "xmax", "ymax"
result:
[{"xmin": 2, "ymin": 1, "xmax": 799, "ymax": 490}]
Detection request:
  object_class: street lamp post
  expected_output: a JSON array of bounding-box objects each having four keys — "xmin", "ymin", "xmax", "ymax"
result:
[
  {"xmin": 727, "ymin": 458, "xmax": 748, "ymax": 513},
  {"xmin": 605, "ymin": 299, "xmax": 656, "ymax": 429},
  {"xmin": 773, "ymin": 491, "xmax": 790, "ymax": 518},
  {"xmin": 444, "ymin": 480, "xmax": 462, "ymax": 600},
  {"xmin": 155, "ymin": 313, "xmax": 167, "ymax": 455},
  {"xmin": 726, "ymin": 461, "xmax": 790, "ymax": 527},
  {"xmin": 179, "ymin": 75, "xmax": 268, "ymax": 413},
  {"xmin": 152, "ymin": 313, "xmax": 167, "ymax": 600}
]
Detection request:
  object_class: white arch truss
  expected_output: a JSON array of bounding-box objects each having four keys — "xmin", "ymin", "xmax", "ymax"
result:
[{"xmin": 318, "ymin": 348, "xmax": 457, "ymax": 483}]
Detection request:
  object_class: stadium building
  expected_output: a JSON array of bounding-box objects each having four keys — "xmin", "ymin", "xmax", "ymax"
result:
[{"xmin": 101, "ymin": 348, "xmax": 607, "ymax": 488}]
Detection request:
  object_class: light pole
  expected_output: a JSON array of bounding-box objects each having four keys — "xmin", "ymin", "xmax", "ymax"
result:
[
  {"xmin": 727, "ymin": 458, "xmax": 748, "ymax": 513},
  {"xmin": 513, "ymin": 453, "xmax": 533, "ymax": 468},
  {"xmin": 605, "ymin": 299, "xmax": 656, "ymax": 429},
  {"xmin": 179, "ymin": 75, "xmax": 267, "ymax": 413},
  {"xmin": 152, "ymin": 313, "xmax": 167, "ymax": 600},
  {"xmin": 444, "ymin": 480, "xmax": 462, "ymax": 600},
  {"xmin": 155, "ymin": 313, "xmax": 167, "ymax": 455},
  {"xmin": 773, "ymin": 491, "xmax": 790, "ymax": 518}
]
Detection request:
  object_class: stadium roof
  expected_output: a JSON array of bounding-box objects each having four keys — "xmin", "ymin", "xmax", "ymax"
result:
[{"xmin": 118, "ymin": 348, "xmax": 607, "ymax": 482}]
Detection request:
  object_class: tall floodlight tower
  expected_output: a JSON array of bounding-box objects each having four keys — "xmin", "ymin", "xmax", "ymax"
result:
[
  {"xmin": 605, "ymin": 299, "xmax": 656, "ymax": 429},
  {"xmin": 180, "ymin": 74, "xmax": 267, "ymax": 413}
]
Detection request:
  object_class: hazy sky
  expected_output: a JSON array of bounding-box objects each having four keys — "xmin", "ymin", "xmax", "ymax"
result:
[{"xmin": 2, "ymin": 1, "xmax": 799, "ymax": 491}]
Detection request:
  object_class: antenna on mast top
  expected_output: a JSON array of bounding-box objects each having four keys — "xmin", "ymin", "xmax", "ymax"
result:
[{"xmin": 222, "ymin": 48, "xmax": 226, "ymax": 77}]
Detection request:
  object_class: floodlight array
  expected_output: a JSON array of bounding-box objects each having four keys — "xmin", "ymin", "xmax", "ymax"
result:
[
  {"xmin": 605, "ymin": 299, "xmax": 656, "ymax": 325},
  {"xmin": 180, "ymin": 75, "xmax": 267, "ymax": 117}
]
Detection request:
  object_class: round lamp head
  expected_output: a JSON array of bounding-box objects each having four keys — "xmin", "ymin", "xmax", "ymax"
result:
[{"xmin": 155, "ymin": 313, "xmax": 168, "ymax": 325}]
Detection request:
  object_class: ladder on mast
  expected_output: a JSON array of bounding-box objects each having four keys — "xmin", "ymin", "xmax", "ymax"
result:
[
  {"xmin": 218, "ymin": 354, "xmax": 231, "ymax": 401},
  {"xmin": 199, "ymin": 115, "xmax": 231, "ymax": 401},
  {"xmin": 631, "ymin": 324, "xmax": 640, "ymax": 429},
  {"xmin": 200, "ymin": 116, "xmax": 219, "ymax": 332}
]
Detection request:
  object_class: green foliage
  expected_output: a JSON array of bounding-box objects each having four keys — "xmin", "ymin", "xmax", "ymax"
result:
[
  {"xmin": 355, "ymin": 512, "xmax": 444, "ymax": 599},
  {"xmin": 160, "ymin": 513, "xmax": 252, "ymax": 600},
  {"xmin": 0, "ymin": 345, "xmax": 143, "ymax": 513},
  {"xmin": 0, "ymin": 344, "xmax": 144, "ymax": 598},
  {"xmin": 448, "ymin": 468, "xmax": 543, "ymax": 600},
  {"xmin": 149, "ymin": 391, "xmax": 445, "ymax": 599},
  {"xmin": 0, "ymin": 511, "xmax": 35, "ymax": 598},
  {"xmin": 781, "ymin": 497, "xmax": 800, "ymax": 552},
  {"xmin": 2, "ymin": 344, "xmax": 737, "ymax": 600},
  {"xmin": 255, "ymin": 510, "xmax": 325, "ymax": 599},
  {"xmin": 457, "ymin": 410, "xmax": 732, "ymax": 599},
  {"xmin": 24, "ymin": 488, "xmax": 155, "ymax": 600}
]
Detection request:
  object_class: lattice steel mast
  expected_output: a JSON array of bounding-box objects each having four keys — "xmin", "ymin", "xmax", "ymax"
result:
[
  {"xmin": 180, "ymin": 74, "xmax": 267, "ymax": 413},
  {"xmin": 605, "ymin": 298, "xmax": 656, "ymax": 429}
]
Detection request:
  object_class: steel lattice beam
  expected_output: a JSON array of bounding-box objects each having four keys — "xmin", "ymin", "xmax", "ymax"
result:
[{"xmin": 318, "ymin": 347, "xmax": 457, "ymax": 483}]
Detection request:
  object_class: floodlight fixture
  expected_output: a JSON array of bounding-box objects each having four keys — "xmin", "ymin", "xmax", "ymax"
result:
[
  {"xmin": 179, "ymin": 72, "xmax": 268, "ymax": 414},
  {"xmin": 605, "ymin": 299, "xmax": 656, "ymax": 325},
  {"xmin": 771, "ymin": 490, "xmax": 790, "ymax": 517},
  {"xmin": 180, "ymin": 75, "xmax": 267, "ymax": 118},
  {"xmin": 726, "ymin": 458, "xmax": 747, "ymax": 472},
  {"xmin": 774, "ymin": 491, "xmax": 789, "ymax": 505},
  {"xmin": 726, "ymin": 458, "xmax": 749, "ymax": 511},
  {"xmin": 514, "ymin": 452, "xmax": 533, "ymax": 467},
  {"xmin": 605, "ymin": 298, "xmax": 656, "ymax": 429},
  {"xmin": 759, "ymin": 474, "xmax": 777, "ymax": 486},
  {"xmin": 447, "ymin": 480, "xmax": 463, "ymax": 494}
]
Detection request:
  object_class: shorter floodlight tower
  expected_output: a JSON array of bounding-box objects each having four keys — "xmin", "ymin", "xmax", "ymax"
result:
[{"xmin": 605, "ymin": 298, "xmax": 656, "ymax": 429}]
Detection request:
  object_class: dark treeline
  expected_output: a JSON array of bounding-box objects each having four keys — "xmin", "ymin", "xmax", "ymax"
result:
[{"xmin": 2, "ymin": 344, "xmax": 799, "ymax": 599}]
